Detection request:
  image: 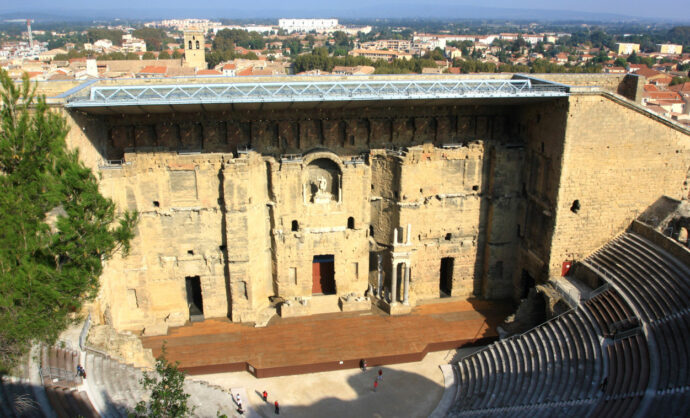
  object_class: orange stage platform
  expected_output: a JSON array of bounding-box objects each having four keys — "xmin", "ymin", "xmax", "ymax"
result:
[{"xmin": 141, "ymin": 299, "xmax": 513, "ymax": 378}]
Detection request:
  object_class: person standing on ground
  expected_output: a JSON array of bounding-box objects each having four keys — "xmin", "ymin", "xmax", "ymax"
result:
[
  {"xmin": 360, "ymin": 359, "xmax": 367, "ymax": 372},
  {"xmin": 373, "ymin": 380, "xmax": 378, "ymax": 392},
  {"xmin": 378, "ymin": 369, "xmax": 383, "ymax": 381},
  {"xmin": 275, "ymin": 400, "xmax": 280, "ymax": 415},
  {"xmin": 263, "ymin": 390, "xmax": 268, "ymax": 402}
]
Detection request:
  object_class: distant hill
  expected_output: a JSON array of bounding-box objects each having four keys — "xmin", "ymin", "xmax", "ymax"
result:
[{"xmin": 1, "ymin": 2, "xmax": 689, "ymax": 23}]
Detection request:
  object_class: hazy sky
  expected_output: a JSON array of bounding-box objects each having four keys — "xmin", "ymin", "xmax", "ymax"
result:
[{"xmin": 2, "ymin": 0, "xmax": 689, "ymax": 21}]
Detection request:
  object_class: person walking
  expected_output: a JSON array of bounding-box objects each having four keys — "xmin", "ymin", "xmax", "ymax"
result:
[
  {"xmin": 360, "ymin": 359, "xmax": 367, "ymax": 372},
  {"xmin": 373, "ymin": 380, "xmax": 378, "ymax": 392},
  {"xmin": 274, "ymin": 400, "xmax": 280, "ymax": 415},
  {"xmin": 378, "ymin": 369, "xmax": 383, "ymax": 381},
  {"xmin": 263, "ymin": 390, "xmax": 268, "ymax": 402},
  {"xmin": 235, "ymin": 394, "xmax": 243, "ymax": 414}
]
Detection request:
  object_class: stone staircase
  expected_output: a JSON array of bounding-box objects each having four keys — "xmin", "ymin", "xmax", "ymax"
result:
[
  {"xmin": 41, "ymin": 345, "xmax": 98, "ymax": 418},
  {"xmin": 84, "ymin": 350, "xmax": 243, "ymax": 417}
]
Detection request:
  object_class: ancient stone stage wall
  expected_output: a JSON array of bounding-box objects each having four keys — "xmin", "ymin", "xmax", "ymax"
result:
[{"xmin": 60, "ymin": 88, "xmax": 689, "ymax": 336}]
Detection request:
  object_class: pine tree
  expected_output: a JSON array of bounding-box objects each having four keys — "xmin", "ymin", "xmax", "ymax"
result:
[
  {"xmin": 0, "ymin": 69, "xmax": 137, "ymax": 372},
  {"xmin": 131, "ymin": 346, "xmax": 194, "ymax": 418}
]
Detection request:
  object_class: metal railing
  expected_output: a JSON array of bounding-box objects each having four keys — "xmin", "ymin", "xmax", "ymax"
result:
[
  {"xmin": 65, "ymin": 79, "xmax": 569, "ymax": 108},
  {"xmin": 40, "ymin": 366, "xmax": 82, "ymax": 386},
  {"xmin": 79, "ymin": 313, "xmax": 91, "ymax": 351}
]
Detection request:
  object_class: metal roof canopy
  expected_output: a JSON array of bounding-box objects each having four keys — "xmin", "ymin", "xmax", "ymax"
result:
[{"xmin": 64, "ymin": 78, "xmax": 569, "ymax": 109}]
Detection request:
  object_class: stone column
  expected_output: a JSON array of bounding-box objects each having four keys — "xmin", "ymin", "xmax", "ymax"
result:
[
  {"xmin": 376, "ymin": 254, "xmax": 382, "ymax": 297},
  {"xmin": 393, "ymin": 228, "xmax": 398, "ymax": 245},
  {"xmin": 390, "ymin": 262, "xmax": 398, "ymax": 305},
  {"xmin": 406, "ymin": 224, "xmax": 411, "ymax": 245},
  {"xmin": 403, "ymin": 264, "xmax": 410, "ymax": 305}
]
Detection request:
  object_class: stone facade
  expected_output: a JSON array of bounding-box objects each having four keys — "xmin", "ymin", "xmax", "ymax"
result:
[{"xmin": 55, "ymin": 76, "xmax": 689, "ymax": 336}]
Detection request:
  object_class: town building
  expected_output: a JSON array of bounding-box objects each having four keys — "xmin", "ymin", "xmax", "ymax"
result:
[
  {"xmin": 348, "ymin": 48, "xmax": 412, "ymax": 62},
  {"xmin": 183, "ymin": 29, "xmax": 206, "ymax": 70},
  {"xmin": 657, "ymin": 44, "xmax": 683, "ymax": 55},
  {"xmin": 616, "ymin": 42, "xmax": 640, "ymax": 55},
  {"xmin": 278, "ymin": 19, "xmax": 339, "ymax": 33},
  {"xmin": 121, "ymin": 34, "xmax": 147, "ymax": 53}
]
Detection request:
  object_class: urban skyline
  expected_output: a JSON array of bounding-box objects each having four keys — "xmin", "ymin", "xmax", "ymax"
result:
[{"xmin": 1, "ymin": 0, "xmax": 689, "ymax": 22}]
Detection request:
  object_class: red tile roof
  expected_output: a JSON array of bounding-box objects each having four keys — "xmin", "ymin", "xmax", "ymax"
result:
[
  {"xmin": 669, "ymin": 82, "xmax": 690, "ymax": 92},
  {"xmin": 138, "ymin": 66, "xmax": 167, "ymax": 74},
  {"xmin": 196, "ymin": 69, "xmax": 222, "ymax": 75},
  {"xmin": 236, "ymin": 66, "xmax": 253, "ymax": 76},
  {"xmin": 646, "ymin": 91, "xmax": 682, "ymax": 100},
  {"xmin": 636, "ymin": 67, "xmax": 662, "ymax": 78}
]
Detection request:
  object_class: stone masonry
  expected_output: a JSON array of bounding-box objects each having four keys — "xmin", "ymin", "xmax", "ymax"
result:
[{"xmin": 51, "ymin": 74, "xmax": 689, "ymax": 337}]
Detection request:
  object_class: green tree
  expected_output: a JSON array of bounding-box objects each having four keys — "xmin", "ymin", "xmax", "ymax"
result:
[
  {"xmin": 142, "ymin": 52, "xmax": 156, "ymax": 60},
  {"xmin": 172, "ymin": 50, "xmax": 183, "ymax": 59},
  {"xmin": 158, "ymin": 51, "xmax": 171, "ymax": 59},
  {"xmin": 0, "ymin": 70, "xmax": 137, "ymax": 372},
  {"xmin": 627, "ymin": 51, "xmax": 641, "ymax": 64},
  {"xmin": 670, "ymin": 76, "xmax": 690, "ymax": 86},
  {"xmin": 131, "ymin": 346, "xmax": 194, "ymax": 418},
  {"xmin": 132, "ymin": 27, "xmax": 172, "ymax": 51},
  {"xmin": 86, "ymin": 28, "xmax": 124, "ymax": 46},
  {"xmin": 428, "ymin": 48, "xmax": 445, "ymax": 61}
]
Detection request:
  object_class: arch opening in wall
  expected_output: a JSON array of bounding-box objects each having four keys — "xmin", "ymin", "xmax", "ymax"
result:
[
  {"xmin": 347, "ymin": 217, "xmax": 355, "ymax": 229},
  {"xmin": 292, "ymin": 220, "xmax": 299, "ymax": 232},
  {"xmin": 304, "ymin": 157, "xmax": 342, "ymax": 204}
]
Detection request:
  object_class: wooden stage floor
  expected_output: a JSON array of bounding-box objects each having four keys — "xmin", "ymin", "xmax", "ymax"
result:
[{"xmin": 141, "ymin": 299, "xmax": 513, "ymax": 378}]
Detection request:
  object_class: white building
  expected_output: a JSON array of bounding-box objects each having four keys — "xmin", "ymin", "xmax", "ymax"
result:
[
  {"xmin": 657, "ymin": 44, "xmax": 683, "ymax": 55},
  {"xmin": 278, "ymin": 18, "xmax": 338, "ymax": 33},
  {"xmin": 93, "ymin": 39, "xmax": 113, "ymax": 51},
  {"xmin": 121, "ymin": 35, "xmax": 147, "ymax": 53}
]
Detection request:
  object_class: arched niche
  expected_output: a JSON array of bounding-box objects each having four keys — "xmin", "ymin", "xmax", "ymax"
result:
[{"xmin": 302, "ymin": 153, "xmax": 343, "ymax": 204}]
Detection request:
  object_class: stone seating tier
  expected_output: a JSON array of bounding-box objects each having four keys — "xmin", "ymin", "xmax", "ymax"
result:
[
  {"xmin": 84, "ymin": 351, "xmax": 242, "ymax": 417},
  {"xmin": 450, "ymin": 306, "xmax": 606, "ymax": 416},
  {"xmin": 0, "ymin": 376, "xmax": 47, "ymax": 418}
]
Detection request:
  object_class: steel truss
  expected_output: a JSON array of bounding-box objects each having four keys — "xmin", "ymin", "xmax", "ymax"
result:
[{"xmin": 65, "ymin": 78, "xmax": 568, "ymax": 107}]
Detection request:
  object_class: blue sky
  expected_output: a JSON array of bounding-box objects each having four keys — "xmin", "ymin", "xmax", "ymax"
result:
[{"xmin": 1, "ymin": 0, "xmax": 689, "ymax": 21}]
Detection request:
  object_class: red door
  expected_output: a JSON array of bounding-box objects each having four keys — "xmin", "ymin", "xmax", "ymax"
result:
[
  {"xmin": 312, "ymin": 255, "xmax": 335, "ymax": 295},
  {"xmin": 312, "ymin": 261, "xmax": 323, "ymax": 294}
]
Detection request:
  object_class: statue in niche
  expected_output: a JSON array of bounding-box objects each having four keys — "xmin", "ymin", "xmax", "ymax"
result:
[{"xmin": 313, "ymin": 175, "xmax": 331, "ymax": 204}]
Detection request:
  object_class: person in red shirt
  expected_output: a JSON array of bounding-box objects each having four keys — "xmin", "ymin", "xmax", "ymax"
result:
[{"xmin": 274, "ymin": 400, "xmax": 280, "ymax": 414}]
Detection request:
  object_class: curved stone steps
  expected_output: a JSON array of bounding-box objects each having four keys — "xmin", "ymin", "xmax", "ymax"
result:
[
  {"xmin": 616, "ymin": 237, "xmax": 688, "ymax": 311},
  {"xmin": 586, "ymin": 255, "xmax": 655, "ymax": 321},
  {"xmin": 485, "ymin": 343, "xmax": 502, "ymax": 409},
  {"xmin": 2, "ymin": 377, "xmax": 47, "ymax": 418},
  {"xmin": 624, "ymin": 233, "xmax": 690, "ymax": 297},
  {"xmin": 601, "ymin": 244, "xmax": 675, "ymax": 320},
  {"xmin": 84, "ymin": 351, "xmax": 240, "ymax": 418}
]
